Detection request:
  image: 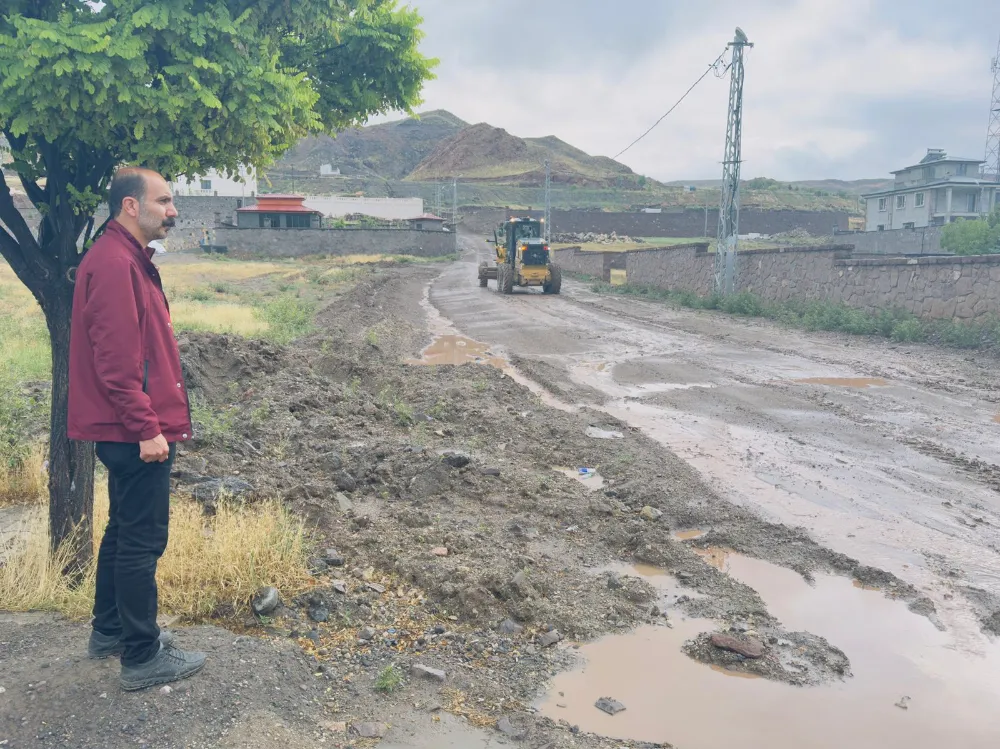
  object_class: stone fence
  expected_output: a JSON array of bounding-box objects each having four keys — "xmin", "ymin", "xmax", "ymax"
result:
[
  {"xmin": 212, "ymin": 227, "xmax": 456, "ymax": 258},
  {"xmin": 577, "ymin": 242, "xmax": 1000, "ymax": 322}
]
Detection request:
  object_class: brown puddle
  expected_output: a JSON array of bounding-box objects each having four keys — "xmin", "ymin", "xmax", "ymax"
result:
[
  {"xmin": 539, "ymin": 556, "xmax": 1000, "ymax": 749},
  {"xmin": 673, "ymin": 529, "xmax": 708, "ymax": 541},
  {"xmin": 994, "ymin": 414, "xmax": 1000, "ymax": 423},
  {"xmin": 692, "ymin": 546, "xmax": 733, "ymax": 570},
  {"xmin": 405, "ymin": 334, "xmax": 505, "ymax": 368},
  {"xmin": 553, "ymin": 466, "xmax": 605, "ymax": 491},
  {"xmin": 794, "ymin": 377, "xmax": 889, "ymax": 388}
]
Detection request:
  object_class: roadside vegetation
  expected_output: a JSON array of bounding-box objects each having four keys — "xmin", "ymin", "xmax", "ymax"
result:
[
  {"xmin": 940, "ymin": 208, "xmax": 1000, "ymax": 256},
  {"xmin": 591, "ymin": 281, "xmax": 1000, "ymax": 350}
]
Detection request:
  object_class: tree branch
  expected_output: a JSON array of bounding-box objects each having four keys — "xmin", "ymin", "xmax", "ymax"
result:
[{"xmin": 0, "ymin": 170, "xmax": 54, "ymax": 283}]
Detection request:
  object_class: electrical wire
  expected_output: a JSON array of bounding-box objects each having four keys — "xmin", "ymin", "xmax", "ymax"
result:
[{"xmin": 613, "ymin": 48, "xmax": 730, "ymax": 160}]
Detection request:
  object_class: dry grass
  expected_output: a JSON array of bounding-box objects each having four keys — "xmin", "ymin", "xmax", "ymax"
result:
[
  {"xmin": 169, "ymin": 299, "xmax": 270, "ymax": 336},
  {"xmin": 0, "ymin": 479, "xmax": 314, "ymax": 622},
  {"xmin": 0, "ymin": 443, "xmax": 47, "ymax": 507}
]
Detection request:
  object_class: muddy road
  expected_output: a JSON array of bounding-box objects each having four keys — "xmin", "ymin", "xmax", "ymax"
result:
[{"xmin": 423, "ymin": 238, "xmax": 1000, "ymax": 748}]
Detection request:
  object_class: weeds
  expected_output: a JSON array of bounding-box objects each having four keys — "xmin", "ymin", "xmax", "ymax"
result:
[
  {"xmin": 189, "ymin": 396, "xmax": 238, "ymax": 447},
  {"xmin": 374, "ymin": 664, "xmax": 403, "ymax": 693},
  {"xmin": 591, "ymin": 281, "xmax": 1000, "ymax": 351},
  {"xmin": 255, "ymin": 296, "xmax": 317, "ymax": 343}
]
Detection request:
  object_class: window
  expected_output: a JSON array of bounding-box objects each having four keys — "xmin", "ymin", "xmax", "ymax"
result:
[
  {"xmin": 878, "ymin": 197, "xmax": 888, "ymax": 212},
  {"xmin": 902, "ymin": 222, "xmax": 915, "ymax": 229},
  {"xmin": 286, "ymin": 213, "xmax": 312, "ymax": 228},
  {"xmin": 957, "ymin": 164, "xmax": 968, "ymax": 176},
  {"xmin": 895, "ymin": 195, "xmax": 906, "ymax": 209},
  {"xmin": 258, "ymin": 213, "xmax": 283, "ymax": 228},
  {"xmin": 877, "ymin": 224, "xmax": 885, "ymax": 231},
  {"xmin": 968, "ymin": 193, "xmax": 978, "ymax": 212},
  {"xmin": 914, "ymin": 192, "xmax": 925, "ymax": 208},
  {"xmin": 200, "ymin": 179, "xmax": 212, "ymax": 191}
]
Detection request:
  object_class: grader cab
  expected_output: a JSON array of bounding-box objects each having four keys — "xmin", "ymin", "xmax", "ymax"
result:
[{"xmin": 477, "ymin": 217, "xmax": 561, "ymax": 294}]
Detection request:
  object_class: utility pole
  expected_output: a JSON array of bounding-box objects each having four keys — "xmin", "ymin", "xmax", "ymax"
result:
[
  {"xmin": 715, "ymin": 27, "xmax": 753, "ymax": 296},
  {"xmin": 704, "ymin": 195, "xmax": 709, "ymax": 238},
  {"xmin": 452, "ymin": 177, "xmax": 458, "ymax": 251},
  {"xmin": 984, "ymin": 33, "xmax": 1000, "ymax": 179},
  {"xmin": 544, "ymin": 159, "xmax": 552, "ymax": 242}
]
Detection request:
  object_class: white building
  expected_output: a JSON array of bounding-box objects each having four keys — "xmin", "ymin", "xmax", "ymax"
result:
[
  {"xmin": 303, "ymin": 196, "xmax": 423, "ymax": 220},
  {"xmin": 171, "ymin": 165, "xmax": 258, "ymax": 197},
  {"xmin": 319, "ymin": 164, "xmax": 341, "ymax": 176},
  {"xmin": 863, "ymin": 149, "xmax": 1000, "ymax": 231}
]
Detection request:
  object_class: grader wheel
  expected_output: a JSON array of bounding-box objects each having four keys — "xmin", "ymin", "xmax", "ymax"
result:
[
  {"xmin": 543, "ymin": 263, "xmax": 562, "ymax": 294},
  {"xmin": 501, "ymin": 263, "xmax": 514, "ymax": 294}
]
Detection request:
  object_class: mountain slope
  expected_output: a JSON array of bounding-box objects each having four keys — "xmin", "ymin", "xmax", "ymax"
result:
[
  {"xmin": 406, "ymin": 123, "xmax": 642, "ymax": 188},
  {"xmin": 272, "ymin": 110, "xmax": 467, "ymax": 180}
]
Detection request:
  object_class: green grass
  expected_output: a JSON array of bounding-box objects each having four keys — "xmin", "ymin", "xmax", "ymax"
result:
[
  {"xmin": 254, "ymin": 296, "xmax": 318, "ymax": 344},
  {"xmin": 0, "ymin": 367, "xmax": 48, "ymax": 473},
  {"xmin": 374, "ymin": 664, "xmax": 403, "ymax": 694},
  {"xmin": 591, "ymin": 282, "xmax": 1000, "ymax": 351}
]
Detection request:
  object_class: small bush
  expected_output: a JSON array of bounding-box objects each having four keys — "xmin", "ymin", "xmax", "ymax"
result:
[
  {"xmin": 256, "ymin": 296, "xmax": 317, "ymax": 343},
  {"xmin": 374, "ymin": 664, "xmax": 403, "ymax": 693}
]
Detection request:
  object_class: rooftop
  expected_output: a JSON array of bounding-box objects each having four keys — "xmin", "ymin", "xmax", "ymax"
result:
[
  {"xmin": 407, "ymin": 213, "xmax": 446, "ymax": 221},
  {"xmin": 891, "ymin": 148, "xmax": 985, "ymax": 174},
  {"xmin": 862, "ymin": 176, "xmax": 1000, "ymax": 198}
]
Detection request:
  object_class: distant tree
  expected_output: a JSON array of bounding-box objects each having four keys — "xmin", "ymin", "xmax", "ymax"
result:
[
  {"xmin": 745, "ymin": 177, "xmax": 780, "ymax": 190},
  {"xmin": 0, "ymin": 0, "xmax": 435, "ymax": 567},
  {"xmin": 940, "ymin": 210, "xmax": 1000, "ymax": 255}
]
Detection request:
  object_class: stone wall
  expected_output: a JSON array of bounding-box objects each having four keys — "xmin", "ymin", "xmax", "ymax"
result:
[
  {"xmin": 842, "ymin": 226, "xmax": 943, "ymax": 255},
  {"xmin": 461, "ymin": 206, "xmax": 850, "ymax": 238},
  {"xmin": 212, "ymin": 227, "xmax": 456, "ymax": 258},
  {"xmin": 551, "ymin": 246, "xmax": 607, "ymax": 279},
  {"xmin": 621, "ymin": 242, "xmax": 1000, "ymax": 321}
]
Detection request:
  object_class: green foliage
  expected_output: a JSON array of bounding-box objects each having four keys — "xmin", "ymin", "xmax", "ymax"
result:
[
  {"xmin": 745, "ymin": 177, "xmax": 781, "ymax": 190},
  {"xmin": 0, "ymin": 367, "xmax": 46, "ymax": 471},
  {"xmin": 374, "ymin": 664, "xmax": 403, "ymax": 693},
  {"xmin": 255, "ymin": 296, "xmax": 317, "ymax": 343},
  {"xmin": 188, "ymin": 395, "xmax": 236, "ymax": 448},
  {"xmin": 940, "ymin": 209, "xmax": 1000, "ymax": 256}
]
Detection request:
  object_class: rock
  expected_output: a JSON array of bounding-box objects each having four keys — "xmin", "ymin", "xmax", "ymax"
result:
[
  {"xmin": 538, "ymin": 630, "xmax": 562, "ymax": 648},
  {"xmin": 308, "ymin": 605, "xmax": 330, "ymax": 623},
  {"xmin": 440, "ymin": 451, "xmax": 471, "ymax": 469},
  {"xmin": 481, "ymin": 467, "xmax": 501, "ymax": 477},
  {"xmin": 497, "ymin": 716, "xmax": 526, "ymax": 739},
  {"xmin": 640, "ymin": 506, "xmax": 663, "ymax": 521},
  {"xmin": 320, "ymin": 453, "xmax": 343, "ymax": 472},
  {"xmin": 336, "ymin": 493, "xmax": 354, "ymax": 513},
  {"xmin": 677, "ymin": 571, "xmax": 694, "ymax": 581},
  {"xmin": 332, "ymin": 580, "xmax": 348, "ymax": 595},
  {"xmin": 192, "ymin": 477, "xmax": 254, "ymax": 503},
  {"xmin": 251, "ymin": 586, "xmax": 280, "ymax": 615},
  {"xmin": 710, "ymin": 633, "xmax": 766, "ymax": 659},
  {"xmin": 607, "ymin": 573, "xmax": 623, "ymax": 590},
  {"xmin": 431, "ymin": 547, "xmax": 449, "ymax": 557},
  {"xmin": 335, "ymin": 472, "xmax": 357, "ymax": 493},
  {"xmin": 358, "ymin": 627, "xmax": 377, "ymax": 642},
  {"xmin": 895, "ymin": 696, "xmax": 911, "ymax": 710},
  {"xmin": 366, "ymin": 582, "xmax": 387, "ymax": 594},
  {"xmin": 594, "ymin": 697, "xmax": 626, "ymax": 715},
  {"xmin": 499, "ymin": 619, "xmax": 524, "ymax": 635},
  {"xmin": 323, "ymin": 548, "xmax": 345, "ymax": 567},
  {"xmin": 158, "ymin": 686, "xmax": 172, "ymax": 695},
  {"xmin": 351, "ymin": 723, "xmax": 385, "ymax": 739},
  {"xmin": 411, "ymin": 664, "xmax": 447, "ymax": 682}
]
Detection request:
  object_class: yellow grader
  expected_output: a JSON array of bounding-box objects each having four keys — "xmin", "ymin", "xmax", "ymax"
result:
[{"xmin": 478, "ymin": 216, "xmax": 561, "ymax": 294}]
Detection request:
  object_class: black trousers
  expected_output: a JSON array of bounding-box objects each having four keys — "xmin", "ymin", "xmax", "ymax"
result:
[{"xmin": 92, "ymin": 441, "xmax": 175, "ymax": 667}]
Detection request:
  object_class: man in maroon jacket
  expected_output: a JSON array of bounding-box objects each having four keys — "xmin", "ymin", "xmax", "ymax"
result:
[{"xmin": 69, "ymin": 167, "xmax": 206, "ymax": 690}]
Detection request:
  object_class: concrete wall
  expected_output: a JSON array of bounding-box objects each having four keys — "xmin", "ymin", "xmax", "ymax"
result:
[
  {"xmin": 462, "ymin": 206, "xmax": 850, "ymax": 238},
  {"xmin": 845, "ymin": 226, "xmax": 943, "ymax": 255},
  {"xmin": 212, "ymin": 227, "xmax": 456, "ymax": 258},
  {"xmin": 551, "ymin": 246, "xmax": 607, "ymax": 279},
  {"xmin": 621, "ymin": 242, "xmax": 1000, "ymax": 322}
]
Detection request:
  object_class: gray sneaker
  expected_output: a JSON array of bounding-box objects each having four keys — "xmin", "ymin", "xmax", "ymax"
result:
[
  {"xmin": 119, "ymin": 644, "xmax": 207, "ymax": 691},
  {"xmin": 88, "ymin": 629, "xmax": 176, "ymax": 659}
]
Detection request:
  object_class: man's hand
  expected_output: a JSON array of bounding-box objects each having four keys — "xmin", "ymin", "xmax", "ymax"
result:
[{"xmin": 139, "ymin": 434, "xmax": 170, "ymax": 463}]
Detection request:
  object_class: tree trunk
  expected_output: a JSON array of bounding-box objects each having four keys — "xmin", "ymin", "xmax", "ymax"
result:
[{"xmin": 44, "ymin": 278, "xmax": 94, "ymax": 572}]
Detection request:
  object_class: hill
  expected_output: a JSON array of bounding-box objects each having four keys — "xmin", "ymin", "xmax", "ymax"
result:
[
  {"xmin": 270, "ymin": 109, "xmax": 467, "ymax": 180},
  {"xmin": 407, "ymin": 123, "xmax": 642, "ymax": 188}
]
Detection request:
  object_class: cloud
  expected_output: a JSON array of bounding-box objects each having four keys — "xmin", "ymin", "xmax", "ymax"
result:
[{"xmin": 395, "ymin": 0, "xmax": 1000, "ymax": 181}]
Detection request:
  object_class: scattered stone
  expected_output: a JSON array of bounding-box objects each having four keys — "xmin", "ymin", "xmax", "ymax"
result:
[
  {"xmin": 323, "ymin": 548, "xmax": 345, "ymax": 567},
  {"xmin": 585, "ymin": 426, "xmax": 624, "ymax": 440},
  {"xmin": 710, "ymin": 633, "xmax": 766, "ymax": 659},
  {"xmin": 497, "ymin": 716, "xmax": 526, "ymax": 739},
  {"xmin": 351, "ymin": 723, "xmax": 385, "ymax": 739},
  {"xmin": 677, "ymin": 571, "xmax": 694, "ymax": 581},
  {"xmin": 411, "ymin": 664, "xmax": 447, "ymax": 682},
  {"xmin": 607, "ymin": 573, "xmax": 623, "ymax": 590},
  {"xmin": 538, "ymin": 630, "xmax": 562, "ymax": 648},
  {"xmin": 481, "ymin": 467, "xmax": 501, "ymax": 477},
  {"xmin": 322, "ymin": 720, "xmax": 347, "ymax": 733},
  {"xmin": 594, "ymin": 697, "xmax": 626, "ymax": 716},
  {"xmin": 335, "ymin": 472, "xmax": 357, "ymax": 493},
  {"xmin": 336, "ymin": 493, "xmax": 354, "ymax": 513},
  {"xmin": 440, "ymin": 451, "xmax": 471, "ymax": 469},
  {"xmin": 431, "ymin": 547, "xmax": 449, "ymax": 557},
  {"xmin": 366, "ymin": 582, "xmax": 387, "ymax": 594},
  {"xmin": 308, "ymin": 605, "xmax": 330, "ymax": 623},
  {"xmin": 332, "ymin": 580, "xmax": 347, "ymax": 595},
  {"xmin": 358, "ymin": 627, "xmax": 377, "ymax": 642},
  {"xmin": 640, "ymin": 506, "xmax": 663, "ymax": 521},
  {"xmin": 158, "ymin": 686, "xmax": 172, "ymax": 695},
  {"xmin": 251, "ymin": 586, "xmax": 280, "ymax": 615},
  {"xmin": 895, "ymin": 696, "xmax": 911, "ymax": 710},
  {"xmin": 499, "ymin": 619, "xmax": 524, "ymax": 635}
]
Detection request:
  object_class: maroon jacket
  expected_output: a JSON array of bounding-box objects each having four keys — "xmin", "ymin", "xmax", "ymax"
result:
[{"xmin": 68, "ymin": 220, "xmax": 192, "ymax": 443}]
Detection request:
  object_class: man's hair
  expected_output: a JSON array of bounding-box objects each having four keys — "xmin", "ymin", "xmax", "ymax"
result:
[{"xmin": 108, "ymin": 168, "xmax": 150, "ymax": 218}]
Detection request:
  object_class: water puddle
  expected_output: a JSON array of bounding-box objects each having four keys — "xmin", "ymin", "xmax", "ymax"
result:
[
  {"xmin": 673, "ymin": 529, "xmax": 708, "ymax": 541},
  {"xmin": 553, "ymin": 466, "xmax": 605, "ymax": 491},
  {"xmin": 539, "ymin": 555, "xmax": 1000, "ymax": 749},
  {"xmin": 404, "ymin": 334, "xmax": 505, "ymax": 368},
  {"xmin": 793, "ymin": 377, "xmax": 889, "ymax": 388},
  {"xmin": 993, "ymin": 414, "xmax": 1000, "ymax": 423},
  {"xmin": 692, "ymin": 546, "xmax": 732, "ymax": 570}
]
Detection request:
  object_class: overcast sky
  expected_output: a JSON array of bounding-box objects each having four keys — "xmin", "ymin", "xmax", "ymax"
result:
[{"xmin": 393, "ymin": 0, "xmax": 1000, "ymax": 182}]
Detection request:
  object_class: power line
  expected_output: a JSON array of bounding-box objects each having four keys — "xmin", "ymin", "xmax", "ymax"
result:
[{"xmin": 613, "ymin": 48, "xmax": 729, "ymax": 160}]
